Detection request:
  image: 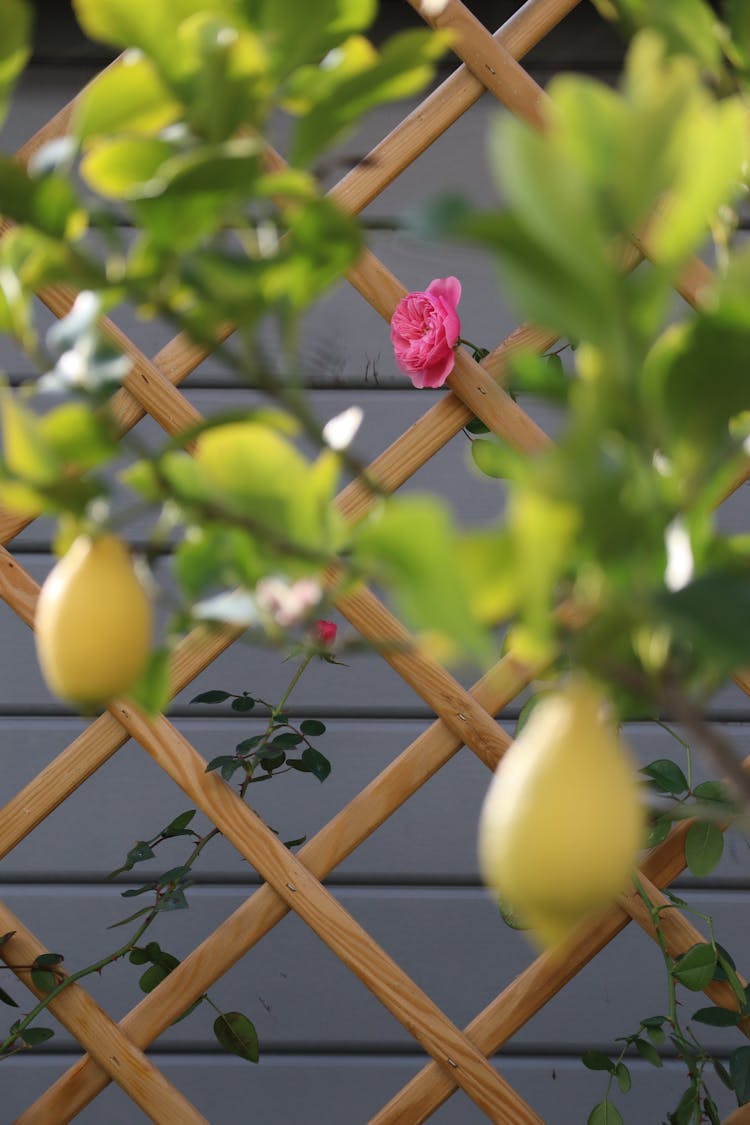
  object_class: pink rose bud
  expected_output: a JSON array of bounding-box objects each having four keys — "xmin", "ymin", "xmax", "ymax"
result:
[
  {"xmin": 390, "ymin": 276, "xmax": 461, "ymax": 389},
  {"xmin": 312, "ymin": 619, "xmax": 337, "ymax": 647}
]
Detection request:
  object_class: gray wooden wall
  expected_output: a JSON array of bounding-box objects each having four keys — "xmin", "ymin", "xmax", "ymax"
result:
[{"xmin": 1, "ymin": 4, "xmax": 748, "ymax": 1123}]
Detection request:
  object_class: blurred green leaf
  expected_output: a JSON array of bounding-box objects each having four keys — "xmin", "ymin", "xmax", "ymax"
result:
[
  {"xmin": 80, "ymin": 137, "xmax": 177, "ymax": 199},
  {"xmin": 290, "ymin": 30, "xmax": 447, "ymax": 166},
  {"xmin": 354, "ymin": 495, "xmax": 491, "ymax": 662},
  {"xmin": 74, "ymin": 53, "xmax": 180, "ymax": 140},
  {"xmin": 1, "ymin": 392, "xmax": 62, "ymax": 486},
  {"xmin": 658, "ymin": 573, "xmax": 750, "ymax": 671},
  {"xmin": 0, "ymin": 0, "xmax": 32, "ymax": 128}
]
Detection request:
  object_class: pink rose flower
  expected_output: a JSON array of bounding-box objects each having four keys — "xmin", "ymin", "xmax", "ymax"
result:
[
  {"xmin": 311, "ymin": 619, "xmax": 337, "ymax": 647},
  {"xmin": 390, "ymin": 276, "xmax": 462, "ymax": 389}
]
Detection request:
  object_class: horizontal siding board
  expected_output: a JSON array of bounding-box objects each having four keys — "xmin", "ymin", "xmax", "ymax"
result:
[
  {"xmin": 2, "ymin": 1053, "xmax": 732, "ymax": 1125},
  {"xmin": 3, "ymin": 720, "xmax": 750, "ymax": 885},
  {"xmin": 0, "ymin": 885, "xmax": 748, "ymax": 1055},
  {"xmin": 0, "ymin": 553, "xmax": 748, "ymax": 714},
  {"xmin": 4, "ymin": 383, "xmax": 519, "ymax": 549}
]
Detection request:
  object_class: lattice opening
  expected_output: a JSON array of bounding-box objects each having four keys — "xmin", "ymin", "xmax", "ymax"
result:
[{"xmin": 1, "ymin": 1, "xmax": 748, "ymax": 1122}]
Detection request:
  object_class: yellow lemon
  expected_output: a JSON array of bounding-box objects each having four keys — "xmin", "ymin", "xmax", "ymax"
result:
[
  {"xmin": 478, "ymin": 677, "xmax": 644, "ymax": 949},
  {"xmin": 35, "ymin": 534, "xmax": 152, "ymax": 710}
]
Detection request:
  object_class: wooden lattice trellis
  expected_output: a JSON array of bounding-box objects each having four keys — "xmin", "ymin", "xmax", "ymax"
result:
[{"xmin": 1, "ymin": 1, "xmax": 749, "ymax": 1121}]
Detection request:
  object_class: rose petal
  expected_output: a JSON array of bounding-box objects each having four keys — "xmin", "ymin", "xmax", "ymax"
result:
[{"xmin": 426, "ymin": 276, "xmax": 461, "ymax": 311}]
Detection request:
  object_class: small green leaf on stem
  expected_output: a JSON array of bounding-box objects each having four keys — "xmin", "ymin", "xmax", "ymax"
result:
[
  {"xmin": 672, "ymin": 943, "xmax": 717, "ymax": 991},
  {"xmin": 730, "ymin": 1046, "xmax": 750, "ymax": 1104},
  {"xmin": 685, "ymin": 821, "xmax": 724, "ymax": 877},
  {"xmin": 213, "ymin": 1011, "xmax": 259, "ymax": 1063},
  {"xmin": 634, "ymin": 1036, "xmax": 663, "ymax": 1067},
  {"xmin": 587, "ymin": 1100, "xmax": 623, "ymax": 1125}
]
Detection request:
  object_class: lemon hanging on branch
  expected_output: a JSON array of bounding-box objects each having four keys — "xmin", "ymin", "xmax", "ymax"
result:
[
  {"xmin": 35, "ymin": 534, "xmax": 152, "ymax": 710},
  {"xmin": 478, "ymin": 677, "xmax": 645, "ymax": 950}
]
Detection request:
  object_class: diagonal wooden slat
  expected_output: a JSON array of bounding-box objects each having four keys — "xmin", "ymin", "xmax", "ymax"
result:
[{"xmin": 0, "ymin": 902, "xmax": 210, "ymax": 1125}]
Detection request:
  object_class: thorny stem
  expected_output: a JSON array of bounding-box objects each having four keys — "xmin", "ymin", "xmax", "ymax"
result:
[
  {"xmin": 661, "ymin": 682, "xmax": 750, "ymax": 812},
  {"xmin": 0, "ymin": 646, "xmax": 322, "ymax": 1055},
  {"xmin": 0, "ymin": 909, "xmax": 157, "ymax": 1058}
]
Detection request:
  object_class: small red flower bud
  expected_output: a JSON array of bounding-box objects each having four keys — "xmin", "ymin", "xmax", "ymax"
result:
[{"xmin": 312, "ymin": 619, "xmax": 337, "ymax": 647}]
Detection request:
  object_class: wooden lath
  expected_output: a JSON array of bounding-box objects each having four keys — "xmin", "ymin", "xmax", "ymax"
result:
[{"xmin": 0, "ymin": 2, "xmax": 746, "ymax": 1122}]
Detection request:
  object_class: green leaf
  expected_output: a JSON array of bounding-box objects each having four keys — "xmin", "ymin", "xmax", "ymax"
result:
[
  {"xmin": 0, "ymin": 986, "xmax": 18, "ymax": 1007},
  {"xmin": 581, "ymin": 1050, "xmax": 615, "ymax": 1072},
  {"xmin": 587, "ymin": 1101, "xmax": 624, "ymax": 1125},
  {"xmin": 646, "ymin": 813, "xmax": 672, "ymax": 848},
  {"xmin": 235, "ymin": 735, "xmax": 263, "ymax": 755},
  {"xmin": 129, "ymin": 647, "xmax": 171, "ymax": 717},
  {"xmin": 659, "ymin": 573, "xmax": 750, "ymax": 671},
  {"xmin": 191, "ymin": 690, "xmax": 231, "ymax": 704},
  {"xmin": 670, "ymin": 1086, "xmax": 699, "ymax": 1125},
  {"xmin": 465, "ymin": 416, "xmax": 490, "ymax": 436},
  {"xmin": 139, "ymin": 963, "xmax": 171, "ymax": 993},
  {"xmin": 74, "ymin": 53, "xmax": 179, "ymax": 140},
  {"xmin": 149, "ymin": 139, "xmax": 262, "ymax": 197},
  {"xmin": 231, "ymin": 696, "xmax": 255, "ymax": 713},
  {"xmin": 206, "ymin": 754, "xmax": 239, "ymax": 776},
  {"xmin": 1, "ymin": 391, "xmax": 62, "ymax": 486},
  {"xmin": 691, "ymin": 1006, "xmax": 740, "ymax": 1027},
  {"xmin": 161, "ymin": 810, "xmax": 197, "ymax": 837},
  {"xmin": 301, "ymin": 746, "xmax": 331, "ymax": 782},
  {"xmin": 470, "ymin": 438, "xmax": 519, "ymax": 480},
  {"xmin": 160, "ymin": 887, "xmax": 189, "ymax": 912},
  {"xmin": 33, "ymin": 953, "xmax": 63, "ymax": 968},
  {"xmin": 509, "ymin": 349, "xmax": 571, "ymax": 403},
  {"xmin": 300, "ymin": 718, "xmax": 326, "ymax": 737},
  {"xmin": 685, "ymin": 821, "xmax": 724, "ymax": 877},
  {"xmin": 703, "ymin": 1095, "xmax": 721, "ymax": 1125},
  {"xmin": 633, "ymin": 1036, "xmax": 663, "ymax": 1067},
  {"xmin": 30, "ymin": 969, "xmax": 58, "ymax": 995},
  {"xmin": 0, "ymin": 0, "xmax": 32, "ymax": 129},
  {"xmin": 40, "ymin": 404, "xmax": 117, "ymax": 472},
  {"xmin": 270, "ymin": 732, "xmax": 303, "ymax": 749},
  {"xmin": 354, "ymin": 495, "xmax": 491, "ymax": 662},
  {"xmin": 731, "ymin": 1046, "xmax": 750, "ymax": 1104},
  {"xmin": 672, "ymin": 943, "xmax": 717, "ymax": 991},
  {"xmin": 20, "ymin": 1027, "xmax": 54, "ymax": 1046},
  {"xmin": 80, "ymin": 137, "xmax": 176, "ymax": 199},
  {"xmin": 213, "ymin": 1011, "xmax": 259, "ymax": 1063},
  {"xmin": 726, "ymin": 0, "xmax": 750, "ymax": 68},
  {"xmin": 108, "ymin": 841, "xmax": 156, "ymax": 879},
  {"xmin": 692, "ymin": 780, "xmax": 735, "ymax": 810},
  {"xmin": 639, "ymin": 758, "xmax": 688, "ymax": 795},
  {"xmin": 714, "ymin": 1058, "xmax": 734, "ymax": 1091},
  {"xmin": 121, "ymin": 883, "xmax": 157, "ymax": 898},
  {"xmin": 290, "ymin": 29, "xmax": 448, "ymax": 166},
  {"xmin": 615, "ymin": 1062, "xmax": 631, "ymax": 1094}
]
